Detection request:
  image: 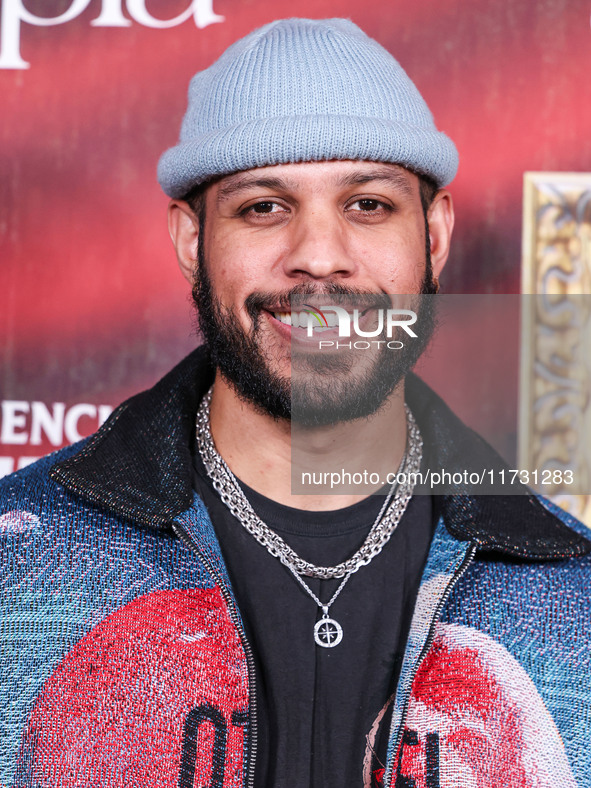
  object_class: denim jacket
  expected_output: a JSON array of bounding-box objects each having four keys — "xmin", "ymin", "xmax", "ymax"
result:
[{"xmin": 1, "ymin": 347, "xmax": 590, "ymax": 787}]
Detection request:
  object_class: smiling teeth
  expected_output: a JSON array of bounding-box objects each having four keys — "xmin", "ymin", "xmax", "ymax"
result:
[
  {"xmin": 274, "ymin": 311, "xmax": 293, "ymax": 326},
  {"xmin": 273, "ymin": 311, "xmax": 339, "ymax": 328}
]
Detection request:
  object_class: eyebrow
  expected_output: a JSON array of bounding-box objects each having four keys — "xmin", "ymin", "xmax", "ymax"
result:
[
  {"xmin": 217, "ymin": 176, "xmax": 290, "ymax": 203},
  {"xmin": 216, "ymin": 166, "xmax": 415, "ymax": 203},
  {"xmin": 336, "ymin": 168, "xmax": 415, "ymax": 197}
]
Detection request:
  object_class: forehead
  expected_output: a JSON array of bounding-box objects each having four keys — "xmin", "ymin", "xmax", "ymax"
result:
[{"xmin": 212, "ymin": 160, "xmax": 420, "ymax": 202}]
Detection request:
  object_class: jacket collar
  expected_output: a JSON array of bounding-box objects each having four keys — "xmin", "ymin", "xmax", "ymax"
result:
[
  {"xmin": 51, "ymin": 346, "xmax": 591, "ymax": 561},
  {"xmin": 405, "ymin": 374, "xmax": 591, "ymax": 560}
]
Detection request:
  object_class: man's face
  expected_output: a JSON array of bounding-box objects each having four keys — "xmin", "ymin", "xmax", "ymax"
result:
[{"xmin": 171, "ymin": 160, "xmax": 453, "ymax": 422}]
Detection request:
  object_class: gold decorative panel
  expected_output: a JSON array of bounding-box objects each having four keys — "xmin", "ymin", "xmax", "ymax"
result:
[{"xmin": 520, "ymin": 173, "xmax": 591, "ymax": 527}]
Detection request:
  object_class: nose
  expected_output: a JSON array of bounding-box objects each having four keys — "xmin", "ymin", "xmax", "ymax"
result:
[{"xmin": 281, "ymin": 207, "xmax": 357, "ymax": 280}]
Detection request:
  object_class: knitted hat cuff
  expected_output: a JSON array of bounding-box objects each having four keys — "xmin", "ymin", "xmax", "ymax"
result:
[{"xmin": 158, "ymin": 114, "xmax": 458, "ymax": 198}]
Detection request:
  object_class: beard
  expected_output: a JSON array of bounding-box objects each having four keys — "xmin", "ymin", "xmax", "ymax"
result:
[{"xmin": 192, "ymin": 222, "xmax": 437, "ymax": 426}]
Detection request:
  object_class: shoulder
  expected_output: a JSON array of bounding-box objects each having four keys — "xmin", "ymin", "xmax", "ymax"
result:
[
  {"xmin": 0, "ymin": 441, "xmax": 90, "ymax": 525},
  {"xmin": 446, "ymin": 499, "xmax": 591, "ymax": 646}
]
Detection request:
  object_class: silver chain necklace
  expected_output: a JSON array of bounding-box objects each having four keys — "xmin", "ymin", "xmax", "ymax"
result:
[{"xmin": 196, "ymin": 389, "xmax": 422, "ymax": 648}]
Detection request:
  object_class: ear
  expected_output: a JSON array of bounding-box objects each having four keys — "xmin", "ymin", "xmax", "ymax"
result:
[
  {"xmin": 167, "ymin": 200, "xmax": 200, "ymax": 284},
  {"xmin": 426, "ymin": 189, "xmax": 454, "ymax": 279}
]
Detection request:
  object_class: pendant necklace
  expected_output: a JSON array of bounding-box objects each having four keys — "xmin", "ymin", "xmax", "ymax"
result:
[{"xmin": 196, "ymin": 388, "xmax": 423, "ymax": 648}]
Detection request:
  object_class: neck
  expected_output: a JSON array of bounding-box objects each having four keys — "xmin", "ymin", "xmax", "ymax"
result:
[{"xmin": 208, "ymin": 375, "xmax": 408, "ymax": 511}]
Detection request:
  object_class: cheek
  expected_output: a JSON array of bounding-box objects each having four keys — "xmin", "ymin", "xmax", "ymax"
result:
[
  {"xmin": 359, "ymin": 242, "xmax": 426, "ymax": 291},
  {"xmin": 349, "ymin": 213, "xmax": 427, "ymax": 287},
  {"xmin": 205, "ymin": 228, "xmax": 287, "ymax": 301},
  {"xmin": 202, "ymin": 233, "xmax": 250, "ymax": 305},
  {"xmin": 202, "ymin": 243, "xmax": 267, "ymax": 320}
]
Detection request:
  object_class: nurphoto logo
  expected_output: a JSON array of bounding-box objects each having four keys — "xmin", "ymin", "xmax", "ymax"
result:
[{"xmin": 300, "ymin": 304, "xmax": 418, "ymax": 350}]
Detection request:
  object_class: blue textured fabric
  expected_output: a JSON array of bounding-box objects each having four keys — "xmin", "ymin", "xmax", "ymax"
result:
[
  {"xmin": 157, "ymin": 18, "xmax": 459, "ymax": 197},
  {"xmin": 3, "ymin": 457, "xmax": 591, "ymax": 785},
  {"xmin": 384, "ymin": 520, "xmax": 591, "ymax": 786},
  {"xmin": 2, "ymin": 356, "xmax": 591, "ymax": 786},
  {"xmin": 0, "ymin": 452, "xmax": 249, "ymax": 788},
  {"xmin": 440, "ymin": 548, "xmax": 591, "ymax": 786},
  {"xmin": 385, "ymin": 521, "xmax": 474, "ymax": 779}
]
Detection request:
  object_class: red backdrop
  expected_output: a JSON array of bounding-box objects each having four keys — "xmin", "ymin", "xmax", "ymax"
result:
[{"xmin": 1, "ymin": 0, "xmax": 591, "ymax": 475}]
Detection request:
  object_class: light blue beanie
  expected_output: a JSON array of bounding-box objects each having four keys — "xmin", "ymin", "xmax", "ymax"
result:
[{"xmin": 157, "ymin": 18, "xmax": 458, "ymax": 197}]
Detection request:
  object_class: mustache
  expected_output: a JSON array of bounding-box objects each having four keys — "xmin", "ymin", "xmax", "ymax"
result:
[{"xmin": 245, "ymin": 284, "xmax": 393, "ymax": 320}]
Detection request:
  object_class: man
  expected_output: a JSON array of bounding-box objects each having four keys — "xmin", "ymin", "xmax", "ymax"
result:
[{"xmin": 1, "ymin": 17, "xmax": 590, "ymax": 788}]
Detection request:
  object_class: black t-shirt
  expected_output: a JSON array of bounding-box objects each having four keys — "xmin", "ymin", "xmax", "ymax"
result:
[{"xmin": 192, "ymin": 451, "xmax": 436, "ymax": 787}]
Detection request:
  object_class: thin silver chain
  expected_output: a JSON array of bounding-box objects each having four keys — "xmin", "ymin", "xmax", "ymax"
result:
[
  {"xmin": 280, "ymin": 480, "xmax": 401, "ymax": 616},
  {"xmin": 288, "ymin": 563, "xmax": 353, "ymax": 614},
  {"xmin": 195, "ymin": 388, "xmax": 423, "ymax": 581}
]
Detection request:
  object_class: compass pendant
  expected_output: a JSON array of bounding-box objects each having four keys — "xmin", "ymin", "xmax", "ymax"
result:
[{"xmin": 314, "ymin": 613, "xmax": 343, "ymax": 648}]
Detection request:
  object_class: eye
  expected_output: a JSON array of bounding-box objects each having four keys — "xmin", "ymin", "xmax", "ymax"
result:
[
  {"xmin": 359, "ymin": 199, "xmax": 380, "ymax": 211},
  {"xmin": 347, "ymin": 198, "xmax": 390, "ymax": 213},
  {"xmin": 252, "ymin": 202, "xmax": 276, "ymax": 213},
  {"xmin": 242, "ymin": 201, "xmax": 286, "ymax": 215},
  {"xmin": 345, "ymin": 197, "xmax": 395, "ymax": 224}
]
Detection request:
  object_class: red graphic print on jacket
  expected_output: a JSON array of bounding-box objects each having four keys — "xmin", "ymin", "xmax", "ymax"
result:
[
  {"xmin": 16, "ymin": 589, "xmax": 249, "ymax": 788},
  {"xmin": 394, "ymin": 623, "xmax": 577, "ymax": 787}
]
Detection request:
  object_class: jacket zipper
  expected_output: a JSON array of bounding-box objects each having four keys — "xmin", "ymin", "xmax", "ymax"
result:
[
  {"xmin": 172, "ymin": 521, "xmax": 258, "ymax": 788},
  {"xmin": 384, "ymin": 541, "xmax": 478, "ymax": 788}
]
